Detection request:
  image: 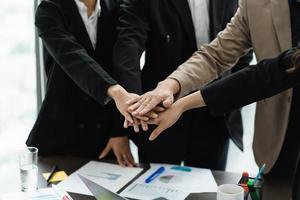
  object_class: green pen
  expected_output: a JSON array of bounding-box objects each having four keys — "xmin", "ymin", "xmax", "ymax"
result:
[{"xmin": 249, "ymin": 189, "xmax": 260, "ymax": 200}]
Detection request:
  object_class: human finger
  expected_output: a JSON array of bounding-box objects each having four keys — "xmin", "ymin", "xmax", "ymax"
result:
[
  {"xmin": 149, "ymin": 124, "xmax": 166, "ymax": 141},
  {"xmin": 133, "ymin": 118, "xmax": 140, "ymax": 133},
  {"xmin": 126, "ymin": 96, "xmax": 142, "ymax": 105},
  {"xmin": 138, "ymin": 98, "xmax": 162, "ymax": 116},
  {"xmin": 132, "ymin": 96, "xmax": 152, "ymax": 116},
  {"xmin": 99, "ymin": 144, "xmax": 111, "ymax": 159},
  {"xmin": 115, "ymin": 152, "xmax": 126, "ymax": 167},
  {"xmin": 141, "ymin": 120, "xmax": 149, "ymax": 131}
]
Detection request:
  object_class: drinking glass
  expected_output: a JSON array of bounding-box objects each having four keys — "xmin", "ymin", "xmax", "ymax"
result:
[{"xmin": 19, "ymin": 146, "xmax": 38, "ymax": 192}]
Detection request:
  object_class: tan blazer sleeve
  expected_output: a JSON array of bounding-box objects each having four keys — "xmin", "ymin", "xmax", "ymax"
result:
[{"xmin": 168, "ymin": 0, "xmax": 252, "ymax": 97}]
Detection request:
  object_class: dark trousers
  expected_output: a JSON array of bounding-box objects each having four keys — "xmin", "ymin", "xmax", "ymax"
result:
[
  {"xmin": 293, "ymin": 152, "xmax": 300, "ymax": 200},
  {"xmin": 133, "ymin": 107, "xmax": 230, "ymax": 170}
]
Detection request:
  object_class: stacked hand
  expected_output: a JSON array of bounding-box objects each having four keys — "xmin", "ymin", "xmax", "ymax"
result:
[
  {"xmin": 103, "ymin": 84, "xmax": 169, "ymax": 166},
  {"xmin": 104, "ymin": 80, "xmax": 186, "ymax": 166},
  {"xmin": 124, "ymin": 79, "xmax": 184, "ymax": 141}
]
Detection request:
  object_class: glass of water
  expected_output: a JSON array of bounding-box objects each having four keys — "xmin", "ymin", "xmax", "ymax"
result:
[{"xmin": 19, "ymin": 146, "xmax": 38, "ymax": 192}]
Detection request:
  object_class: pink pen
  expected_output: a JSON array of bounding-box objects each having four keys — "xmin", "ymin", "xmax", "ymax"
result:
[{"xmin": 52, "ymin": 184, "xmax": 73, "ymax": 200}]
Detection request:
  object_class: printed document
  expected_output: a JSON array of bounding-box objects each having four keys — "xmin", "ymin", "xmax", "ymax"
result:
[
  {"xmin": 120, "ymin": 164, "xmax": 217, "ymax": 200},
  {"xmin": 58, "ymin": 161, "xmax": 143, "ymax": 196}
]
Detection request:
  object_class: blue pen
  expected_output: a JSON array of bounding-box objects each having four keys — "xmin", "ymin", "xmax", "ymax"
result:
[
  {"xmin": 247, "ymin": 163, "xmax": 266, "ymax": 187},
  {"xmin": 145, "ymin": 167, "xmax": 165, "ymax": 183}
]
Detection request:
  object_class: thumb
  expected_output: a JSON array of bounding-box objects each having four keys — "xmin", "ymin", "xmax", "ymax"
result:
[
  {"xmin": 99, "ymin": 143, "xmax": 112, "ymax": 159},
  {"xmin": 149, "ymin": 124, "xmax": 165, "ymax": 141},
  {"xmin": 162, "ymin": 96, "xmax": 174, "ymax": 108}
]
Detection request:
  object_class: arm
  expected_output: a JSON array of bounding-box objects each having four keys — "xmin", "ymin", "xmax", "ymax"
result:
[
  {"xmin": 149, "ymin": 48, "xmax": 300, "ymax": 140},
  {"xmin": 37, "ymin": 1, "xmax": 148, "ymax": 133},
  {"xmin": 112, "ymin": 0, "xmax": 149, "ymax": 94},
  {"xmin": 168, "ymin": 0, "xmax": 252, "ymax": 97},
  {"xmin": 36, "ymin": 1, "xmax": 118, "ymax": 106},
  {"xmin": 201, "ymin": 48, "xmax": 300, "ymax": 115},
  {"xmin": 127, "ymin": 0, "xmax": 252, "ymax": 116},
  {"xmin": 112, "ymin": 0, "xmax": 153, "ymax": 132}
]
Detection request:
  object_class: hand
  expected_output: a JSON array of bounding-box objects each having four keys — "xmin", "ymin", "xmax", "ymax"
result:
[
  {"xmin": 123, "ymin": 106, "xmax": 166, "ymax": 132},
  {"xmin": 107, "ymin": 85, "xmax": 149, "ymax": 123},
  {"xmin": 148, "ymin": 103, "xmax": 184, "ymax": 141},
  {"xmin": 148, "ymin": 91, "xmax": 206, "ymax": 140},
  {"xmin": 99, "ymin": 136, "xmax": 135, "ymax": 167},
  {"xmin": 127, "ymin": 81, "xmax": 178, "ymax": 117}
]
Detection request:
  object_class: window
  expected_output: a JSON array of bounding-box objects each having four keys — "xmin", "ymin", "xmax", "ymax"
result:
[{"xmin": 0, "ymin": 0, "xmax": 36, "ymax": 157}]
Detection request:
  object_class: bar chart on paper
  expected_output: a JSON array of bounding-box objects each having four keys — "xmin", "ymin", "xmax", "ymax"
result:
[
  {"xmin": 85, "ymin": 172, "xmax": 121, "ymax": 181},
  {"xmin": 58, "ymin": 161, "xmax": 144, "ymax": 196},
  {"xmin": 125, "ymin": 183, "xmax": 181, "ymax": 200}
]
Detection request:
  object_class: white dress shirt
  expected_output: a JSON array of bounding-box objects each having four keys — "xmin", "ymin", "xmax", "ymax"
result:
[
  {"xmin": 74, "ymin": 0, "xmax": 101, "ymax": 49},
  {"xmin": 187, "ymin": 0, "xmax": 210, "ymax": 50}
]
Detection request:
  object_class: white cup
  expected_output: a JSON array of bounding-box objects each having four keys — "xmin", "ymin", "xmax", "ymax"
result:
[{"xmin": 217, "ymin": 184, "xmax": 244, "ymax": 200}]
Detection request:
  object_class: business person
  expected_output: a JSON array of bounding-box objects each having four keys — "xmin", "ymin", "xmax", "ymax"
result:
[
  {"xmin": 26, "ymin": 0, "xmax": 150, "ymax": 166},
  {"xmin": 127, "ymin": 0, "xmax": 300, "ymax": 189},
  {"xmin": 113, "ymin": 0, "xmax": 252, "ymax": 169},
  {"xmin": 149, "ymin": 47, "xmax": 300, "ymax": 199},
  {"xmin": 148, "ymin": 48, "xmax": 300, "ymax": 139}
]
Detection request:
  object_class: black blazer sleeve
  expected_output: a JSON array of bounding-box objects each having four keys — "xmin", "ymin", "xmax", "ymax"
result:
[
  {"xmin": 35, "ymin": 1, "xmax": 117, "ymax": 106},
  {"xmin": 112, "ymin": 0, "xmax": 150, "ymax": 94},
  {"xmin": 201, "ymin": 49, "xmax": 300, "ymax": 116}
]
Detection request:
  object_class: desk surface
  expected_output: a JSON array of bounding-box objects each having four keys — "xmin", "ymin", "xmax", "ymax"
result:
[{"xmin": 0, "ymin": 156, "xmax": 292, "ymax": 200}]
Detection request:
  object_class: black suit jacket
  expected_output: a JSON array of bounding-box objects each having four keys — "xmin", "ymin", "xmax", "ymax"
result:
[
  {"xmin": 294, "ymin": 151, "xmax": 300, "ymax": 200},
  {"xmin": 26, "ymin": 0, "xmax": 124, "ymax": 157},
  {"xmin": 114, "ymin": 0, "xmax": 252, "ymax": 92},
  {"xmin": 201, "ymin": 49, "xmax": 300, "ymax": 115},
  {"xmin": 113, "ymin": 0, "xmax": 252, "ymax": 150}
]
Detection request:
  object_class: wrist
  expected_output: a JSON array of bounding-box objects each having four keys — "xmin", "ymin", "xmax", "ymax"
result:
[
  {"xmin": 157, "ymin": 79, "xmax": 180, "ymax": 95},
  {"xmin": 107, "ymin": 84, "xmax": 126, "ymax": 100},
  {"xmin": 176, "ymin": 91, "xmax": 206, "ymax": 113},
  {"xmin": 175, "ymin": 102, "xmax": 185, "ymax": 115},
  {"xmin": 175, "ymin": 98, "xmax": 190, "ymax": 113}
]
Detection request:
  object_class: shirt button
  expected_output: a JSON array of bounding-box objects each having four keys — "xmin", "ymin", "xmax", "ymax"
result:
[{"xmin": 166, "ymin": 34, "xmax": 171, "ymax": 42}]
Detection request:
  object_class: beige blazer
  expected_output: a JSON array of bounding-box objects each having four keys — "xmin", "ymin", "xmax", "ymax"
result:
[{"xmin": 169, "ymin": 0, "xmax": 293, "ymax": 173}]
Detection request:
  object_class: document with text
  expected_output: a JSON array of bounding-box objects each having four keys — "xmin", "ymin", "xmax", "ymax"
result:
[{"xmin": 120, "ymin": 164, "xmax": 218, "ymax": 200}]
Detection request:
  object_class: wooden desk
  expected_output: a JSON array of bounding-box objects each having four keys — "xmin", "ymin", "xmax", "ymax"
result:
[{"xmin": 0, "ymin": 156, "xmax": 292, "ymax": 200}]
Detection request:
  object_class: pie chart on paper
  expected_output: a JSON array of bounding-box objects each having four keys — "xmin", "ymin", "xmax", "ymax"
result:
[{"xmin": 159, "ymin": 175, "xmax": 175, "ymax": 183}]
